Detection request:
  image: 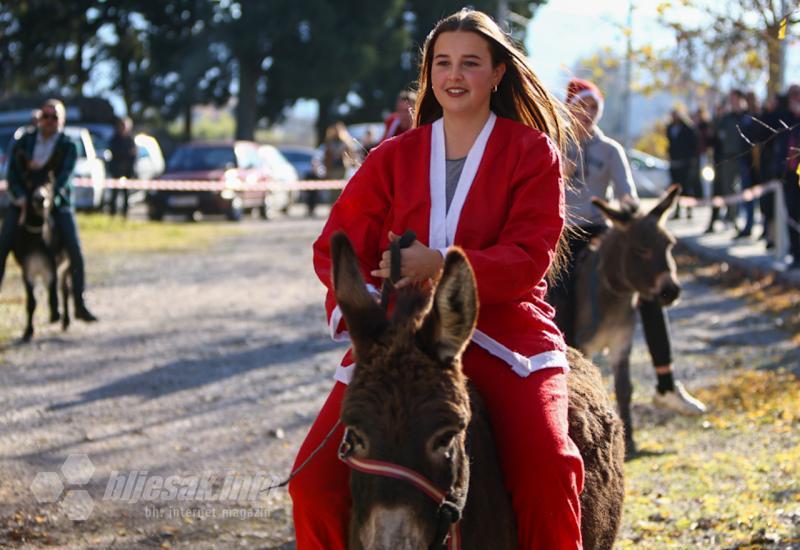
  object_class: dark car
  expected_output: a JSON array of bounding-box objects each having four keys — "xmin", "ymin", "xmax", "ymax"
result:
[
  {"xmin": 147, "ymin": 141, "xmax": 274, "ymax": 221},
  {"xmin": 277, "ymin": 145, "xmax": 324, "ymax": 180}
]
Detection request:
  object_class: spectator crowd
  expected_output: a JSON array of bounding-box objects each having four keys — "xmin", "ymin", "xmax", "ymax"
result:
[{"xmin": 665, "ymin": 84, "xmax": 800, "ymax": 269}]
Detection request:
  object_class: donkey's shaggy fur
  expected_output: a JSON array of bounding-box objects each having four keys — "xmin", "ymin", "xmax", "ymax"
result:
[{"xmin": 331, "ymin": 232, "xmax": 624, "ymax": 549}]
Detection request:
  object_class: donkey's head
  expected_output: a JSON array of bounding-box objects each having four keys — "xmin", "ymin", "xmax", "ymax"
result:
[
  {"xmin": 14, "ymin": 148, "xmax": 54, "ymax": 228},
  {"xmin": 331, "ymin": 232, "xmax": 477, "ymax": 549},
  {"xmin": 591, "ymin": 184, "xmax": 682, "ymax": 305}
]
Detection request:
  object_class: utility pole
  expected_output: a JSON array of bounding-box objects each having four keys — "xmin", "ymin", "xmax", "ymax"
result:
[{"xmin": 622, "ymin": 0, "xmax": 634, "ymax": 150}]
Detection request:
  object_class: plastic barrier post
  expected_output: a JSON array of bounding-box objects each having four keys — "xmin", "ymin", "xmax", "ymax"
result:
[{"xmin": 774, "ymin": 183, "xmax": 789, "ymax": 262}]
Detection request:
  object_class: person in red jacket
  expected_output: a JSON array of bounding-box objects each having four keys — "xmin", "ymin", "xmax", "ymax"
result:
[
  {"xmin": 380, "ymin": 90, "xmax": 417, "ymax": 142},
  {"xmin": 290, "ymin": 9, "xmax": 583, "ymax": 549}
]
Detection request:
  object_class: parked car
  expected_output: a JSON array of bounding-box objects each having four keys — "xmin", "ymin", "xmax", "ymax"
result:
[
  {"xmin": 67, "ymin": 126, "xmax": 107, "ymax": 211},
  {"xmin": 627, "ymin": 149, "xmax": 671, "ymax": 198},
  {"xmin": 277, "ymin": 145, "xmax": 324, "ymax": 180},
  {"xmin": 258, "ymin": 144, "xmax": 299, "ymax": 214},
  {"xmin": 146, "ymin": 140, "xmax": 276, "ymax": 221},
  {"xmin": 134, "ymin": 133, "xmax": 166, "ymax": 181},
  {"xmin": 102, "ymin": 132, "xmax": 166, "ymax": 210},
  {"xmin": 347, "ymin": 122, "xmax": 384, "ymax": 149},
  {"xmin": 0, "ymin": 125, "xmax": 105, "ymax": 211},
  {"xmin": 0, "ymin": 125, "xmax": 20, "ymax": 180}
]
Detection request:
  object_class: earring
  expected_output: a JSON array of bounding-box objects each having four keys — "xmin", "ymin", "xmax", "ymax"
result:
[{"xmin": 493, "ymin": 84, "xmax": 498, "ymax": 93}]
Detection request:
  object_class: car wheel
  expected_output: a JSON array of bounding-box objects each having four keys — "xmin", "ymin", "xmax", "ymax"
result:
[
  {"xmin": 227, "ymin": 197, "xmax": 243, "ymax": 222},
  {"xmin": 259, "ymin": 195, "xmax": 273, "ymax": 220},
  {"xmin": 147, "ymin": 203, "xmax": 164, "ymax": 221}
]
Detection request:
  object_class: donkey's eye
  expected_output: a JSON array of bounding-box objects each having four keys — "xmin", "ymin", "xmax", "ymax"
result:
[
  {"xmin": 346, "ymin": 427, "xmax": 368, "ymax": 453},
  {"xmin": 635, "ymin": 247, "xmax": 653, "ymax": 259},
  {"xmin": 432, "ymin": 430, "xmax": 457, "ymax": 452}
]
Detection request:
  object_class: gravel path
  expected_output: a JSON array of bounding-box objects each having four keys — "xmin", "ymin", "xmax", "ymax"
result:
[{"xmin": 0, "ymin": 216, "xmax": 797, "ymax": 548}]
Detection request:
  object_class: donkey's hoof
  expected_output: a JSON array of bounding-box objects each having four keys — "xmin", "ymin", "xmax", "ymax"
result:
[
  {"xmin": 50, "ymin": 312, "xmax": 61, "ymax": 323},
  {"xmin": 62, "ymin": 318, "xmax": 71, "ymax": 331},
  {"xmin": 22, "ymin": 330, "xmax": 33, "ymax": 342}
]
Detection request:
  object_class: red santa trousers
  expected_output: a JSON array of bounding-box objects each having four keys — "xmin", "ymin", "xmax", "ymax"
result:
[{"xmin": 288, "ymin": 344, "xmax": 585, "ymax": 549}]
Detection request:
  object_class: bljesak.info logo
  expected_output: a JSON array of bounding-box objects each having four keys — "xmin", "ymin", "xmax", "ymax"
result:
[{"xmin": 31, "ymin": 454, "xmax": 280, "ymax": 521}]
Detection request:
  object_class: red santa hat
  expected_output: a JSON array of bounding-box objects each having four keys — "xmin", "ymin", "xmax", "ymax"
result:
[{"xmin": 566, "ymin": 78, "xmax": 605, "ymax": 120}]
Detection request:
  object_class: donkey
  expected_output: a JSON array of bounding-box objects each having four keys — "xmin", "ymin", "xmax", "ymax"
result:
[
  {"xmin": 331, "ymin": 232, "xmax": 625, "ymax": 550},
  {"xmin": 555, "ymin": 185, "xmax": 683, "ymax": 457},
  {"xmin": 9, "ymin": 149, "xmax": 71, "ymax": 341}
]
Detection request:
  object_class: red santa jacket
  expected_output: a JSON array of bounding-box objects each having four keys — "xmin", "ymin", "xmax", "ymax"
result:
[{"xmin": 313, "ymin": 113, "xmax": 568, "ymax": 384}]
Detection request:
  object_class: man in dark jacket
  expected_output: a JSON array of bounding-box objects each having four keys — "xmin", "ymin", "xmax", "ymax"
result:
[
  {"xmin": 107, "ymin": 116, "xmax": 137, "ymax": 217},
  {"xmin": 0, "ymin": 98, "xmax": 98, "ymax": 321},
  {"xmin": 666, "ymin": 108, "xmax": 699, "ymax": 218}
]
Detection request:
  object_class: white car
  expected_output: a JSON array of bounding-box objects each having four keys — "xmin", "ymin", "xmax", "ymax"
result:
[
  {"xmin": 627, "ymin": 149, "xmax": 671, "ymax": 198},
  {"xmin": 258, "ymin": 144, "xmax": 299, "ymax": 214},
  {"xmin": 134, "ymin": 133, "xmax": 165, "ymax": 181},
  {"xmin": 65, "ymin": 126, "xmax": 107, "ymax": 210}
]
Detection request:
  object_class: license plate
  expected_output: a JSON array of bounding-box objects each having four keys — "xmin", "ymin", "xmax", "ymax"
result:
[{"xmin": 168, "ymin": 195, "xmax": 199, "ymax": 207}]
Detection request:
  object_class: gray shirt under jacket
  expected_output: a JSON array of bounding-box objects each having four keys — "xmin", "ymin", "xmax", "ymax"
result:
[
  {"xmin": 565, "ymin": 127, "xmax": 638, "ymax": 227},
  {"xmin": 445, "ymin": 156, "xmax": 466, "ymax": 212}
]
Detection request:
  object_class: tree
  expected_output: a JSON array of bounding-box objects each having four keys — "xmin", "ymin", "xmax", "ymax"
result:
[
  {"xmin": 133, "ymin": 0, "xmax": 231, "ymax": 140},
  {"xmin": 653, "ymin": 0, "xmax": 799, "ymax": 99},
  {"xmin": 0, "ymin": 0, "xmax": 103, "ymax": 97}
]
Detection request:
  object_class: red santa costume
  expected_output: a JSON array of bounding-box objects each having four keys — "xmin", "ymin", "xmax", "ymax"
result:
[
  {"xmin": 289, "ymin": 112, "xmax": 585, "ymax": 549},
  {"xmin": 381, "ymin": 112, "xmax": 409, "ymax": 142}
]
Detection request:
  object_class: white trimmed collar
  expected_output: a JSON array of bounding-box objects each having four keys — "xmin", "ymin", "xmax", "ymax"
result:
[{"xmin": 429, "ymin": 112, "xmax": 497, "ymax": 249}]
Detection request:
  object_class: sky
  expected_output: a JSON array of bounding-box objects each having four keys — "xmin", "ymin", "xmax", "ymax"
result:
[{"xmin": 526, "ymin": 0, "xmax": 800, "ymax": 97}]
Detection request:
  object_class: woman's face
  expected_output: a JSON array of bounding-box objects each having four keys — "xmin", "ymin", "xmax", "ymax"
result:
[
  {"xmin": 570, "ymin": 95, "xmax": 599, "ymax": 132},
  {"xmin": 431, "ymin": 31, "xmax": 505, "ymax": 121}
]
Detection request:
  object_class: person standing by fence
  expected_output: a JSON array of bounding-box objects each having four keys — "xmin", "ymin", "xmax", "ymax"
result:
[
  {"xmin": 666, "ymin": 108, "xmax": 699, "ymax": 219},
  {"xmin": 107, "ymin": 116, "xmax": 137, "ymax": 218}
]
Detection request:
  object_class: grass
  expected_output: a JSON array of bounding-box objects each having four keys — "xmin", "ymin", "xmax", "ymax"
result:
[
  {"xmin": 619, "ymin": 250, "xmax": 800, "ymax": 548},
  {"xmin": 620, "ymin": 367, "xmax": 800, "ymax": 548},
  {"xmin": 76, "ymin": 213, "xmax": 245, "ymax": 254}
]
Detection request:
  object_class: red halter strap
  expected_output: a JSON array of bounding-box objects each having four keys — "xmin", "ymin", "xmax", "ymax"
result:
[{"xmin": 338, "ymin": 452, "xmax": 462, "ymax": 550}]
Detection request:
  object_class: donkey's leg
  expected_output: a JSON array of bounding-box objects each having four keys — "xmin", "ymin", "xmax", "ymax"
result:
[
  {"xmin": 23, "ymin": 278, "xmax": 36, "ymax": 342},
  {"xmin": 61, "ymin": 270, "xmax": 71, "ymax": 331},
  {"xmin": 611, "ymin": 344, "xmax": 636, "ymax": 457},
  {"xmin": 47, "ymin": 256, "xmax": 60, "ymax": 323}
]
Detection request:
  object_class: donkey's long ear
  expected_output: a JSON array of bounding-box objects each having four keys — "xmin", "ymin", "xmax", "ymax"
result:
[
  {"xmin": 331, "ymin": 232, "xmax": 387, "ymax": 358},
  {"xmin": 647, "ymin": 184, "xmax": 682, "ymax": 223},
  {"xmin": 591, "ymin": 197, "xmax": 633, "ymax": 229},
  {"xmin": 419, "ymin": 248, "xmax": 478, "ymax": 364}
]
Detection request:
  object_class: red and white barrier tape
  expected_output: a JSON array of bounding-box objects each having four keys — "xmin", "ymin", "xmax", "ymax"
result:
[
  {"xmin": 0, "ymin": 177, "xmax": 347, "ymax": 193},
  {"xmin": 675, "ymin": 180, "xmax": 781, "ymax": 208}
]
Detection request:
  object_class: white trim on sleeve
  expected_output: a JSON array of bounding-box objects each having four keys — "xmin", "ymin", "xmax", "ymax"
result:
[
  {"xmin": 328, "ymin": 283, "xmax": 380, "ymax": 342},
  {"xmin": 472, "ymin": 329, "xmax": 570, "ymax": 377},
  {"xmin": 334, "ymin": 363, "xmax": 355, "ymax": 385}
]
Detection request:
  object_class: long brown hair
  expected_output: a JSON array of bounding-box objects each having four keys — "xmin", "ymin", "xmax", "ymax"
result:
[{"xmin": 414, "ymin": 9, "xmax": 575, "ymax": 281}]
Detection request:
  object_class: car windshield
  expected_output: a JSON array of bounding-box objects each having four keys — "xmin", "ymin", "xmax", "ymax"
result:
[
  {"xmin": 167, "ymin": 146, "xmax": 237, "ymax": 172},
  {"xmin": 0, "ymin": 130, "xmax": 15, "ymax": 155},
  {"xmin": 279, "ymin": 150, "xmax": 312, "ymax": 164}
]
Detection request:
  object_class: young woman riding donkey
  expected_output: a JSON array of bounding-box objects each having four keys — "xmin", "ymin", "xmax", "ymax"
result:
[{"xmin": 289, "ymin": 10, "xmax": 624, "ymax": 549}]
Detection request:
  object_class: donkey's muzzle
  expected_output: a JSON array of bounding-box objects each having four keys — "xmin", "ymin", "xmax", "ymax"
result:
[{"xmin": 657, "ymin": 281, "xmax": 681, "ymax": 306}]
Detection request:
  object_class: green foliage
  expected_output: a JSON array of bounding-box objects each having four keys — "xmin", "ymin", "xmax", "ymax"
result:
[{"xmin": 0, "ymin": 1, "xmax": 546, "ymax": 141}]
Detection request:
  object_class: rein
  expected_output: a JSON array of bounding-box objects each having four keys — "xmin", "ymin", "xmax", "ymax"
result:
[
  {"xmin": 379, "ymin": 229, "xmax": 417, "ymax": 310},
  {"xmin": 338, "ymin": 429, "xmax": 463, "ymax": 550}
]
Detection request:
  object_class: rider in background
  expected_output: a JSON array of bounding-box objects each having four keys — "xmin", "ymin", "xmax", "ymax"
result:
[
  {"xmin": 0, "ymin": 99, "xmax": 98, "ymax": 322},
  {"xmin": 379, "ymin": 90, "xmax": 417, "ymax": 142},
  {"xmin": 550, "ymin": 78, "xmax": 706, "ymax": 416}
]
